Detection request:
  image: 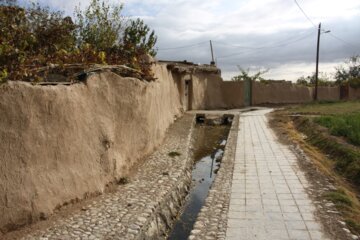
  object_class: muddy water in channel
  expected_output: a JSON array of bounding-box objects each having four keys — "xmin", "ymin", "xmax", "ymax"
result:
[{"xmin": 167, "ymin": 122, "xmax": 231, "ymax": 240}]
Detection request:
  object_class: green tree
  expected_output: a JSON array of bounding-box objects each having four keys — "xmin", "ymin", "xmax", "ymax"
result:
[
  {"xmin": 75, "ymin": 0, "xmax": 123, "ymax": 51},
  {"xmin": 296, "ymin": 76, "xmax": 310, "ymax": 86},
  {"xmin": 0, "ymin": 3, "xmax": 78, "ymax": 81},
  {"xmin": 27, "ymin": 3, "xmax": 76, "ymax": 55},
  {"xmin": 0, "ymin": 0, "xmax": 158, "ymax": 82},
  {"xmin": 232, "ymin": 66, "xmax": 268, "ymax": 82},
  {"xmin": 296, "ymin": 72, "xmax": 335, "ymax": 87},
  {"xmin": 296, "ymin": 72, "xmax": 334, "ymax": 87},
  {"xmin": 123, "ymin": 18, "xmax": 157, "ymax": 57},
  {"xmin": 0, "ymin": 5, "xmax": 33, "ymax": 81},
  {"xmin": 335, "ymin": 55, "xmax": 360, "ymax": 88}
]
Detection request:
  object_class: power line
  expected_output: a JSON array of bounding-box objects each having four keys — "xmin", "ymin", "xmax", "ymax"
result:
[
  {"xmin": 328, "ymin": 32, "xmax": 359, "ymax": 49},
  {"xmin": 156, "ymin": 30, "xmax": 314, "ymax": 56},
  {"xmin": 264, "ymin": 28, "xmax": 315, "ymax": 45},
  {"xmin": 293, "ymin": 0, "xmax": 358, "ymax": 50},
  {"xmin": 156, "ymin": 30, "xmax": 314, "ymax": 54},
  {"xmin": 211, "ymin": 41, "xmax": 257, "ymax": 50},
  {"xmin": 213, "ymin": 29, "xmax": 314, "ymax": 50},
  {"xmin": 156, "ymin": 28, "xmax": 313, "ymax": 52},
  {"xmin": 157, "ymin": 41, "xmax": 208, "ymax": 51},
  {"xmin": 294, "ymin": 0, "xmax": 316, "ymax": 28},
  {"xmin": 217, "ymin": 30, "xmax": 315, "ymax": 59}
]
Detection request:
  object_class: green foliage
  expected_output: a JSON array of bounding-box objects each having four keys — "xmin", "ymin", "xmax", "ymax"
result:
[
  {"xmin": 0, "ymin": 4, "xmax": 79, "ymax": 81},
  {"xmin": 335, "ymin": 55, "xmax": 360, "ymax": 88},
  {"xmin": 124, "ymin": 18, "xmax": 157, "ymax": 57},
  {"xmin": 0, "ymin": 69, "xmax": 8, "ymax": 83},
  {"xmin": 295, "ymin": 55, "xmax": 360, "ymax": 88},
  {"xmin": 296, "ymin": 117, "xmax": 360, "ymax": 186},
  {"xmin": 296, "ymin": 76, "xmax": 309, "ymax": 86},
  {"xmin": 1, "ymin": 6, "xmax": 34, "ymax": 80},
  {"xmin": 75, "ymin": 0, "xmax": 123, "ymax": 51},
  {"xmin": 349, "ymin": 77, "xmax": 360, "ymax": 89},
  {"xmin": 27, "ymin": 3, "xmax": 76, "ymax": 55},
  {"xmin": 315, "ymin": 113, "xmax": 360, "ymax": 146},
  {"xmin": 345, "ymin": 219, "xmax": 360, "ymax": 233},
  {"xmin": 232, "ymin": 66, "xmax": 268, "ymax": 82},
  {"xmin": 325, "ymin": 190, "xmax": 353, "ymax": 208},
  {"xmin": 289, "ymin": 101, "xmax": 360, "ymax": 115},
  {"xmin": 287, "ymin": 104, "xmax": 360, "ymax": 234},
  {"xmin": 0, "ymin": 0, "xmax": 158, "ymax": 82},
  {"xmin": 296, "ymin": 72, "xmax": 335, "ymax": 87}
]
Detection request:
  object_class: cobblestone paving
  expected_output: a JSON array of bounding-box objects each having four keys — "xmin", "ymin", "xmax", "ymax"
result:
[
  {"xmin": 20, "ymin": 115, "xmax": 194, "ymax": 240},
  {"xmin": 189, "ymin": 115, "xmax": 239, "ymax": 240},
  {"xmin": 226, "ymin": 109, "xmax": 331, "ymax": 240}
]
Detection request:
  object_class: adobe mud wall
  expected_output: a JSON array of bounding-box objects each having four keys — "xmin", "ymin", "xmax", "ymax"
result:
[
  {"xmin": 0, "ymin": 60, "xmax": 348, "ymax": 234},
  {"xmin": 349, "ymin": 87, "xmax": 360, "ymax": 100},
  {"xmin": 165, "ymin": 62, "xmax": 226, "ymax": 110},
  {"xmin": 191, "ymin": 71, "xmax": 226, "ymax": 110},
  {"xmin": 170, "ymin": 66, "xmax": 344, "ymax": 109},
  {"xmin": 252, "ymin": 81, "xmax": 313, "ymax": 105},
  {"xmin": 252, "ymin": 82, "xmax": 340, "ymax": 104},
  {"xmin": 218, "ymin": 80, "xmax": 342, "ymax": 106},
  {"xmin": 317, "ymin": 86, "xmax": 340, "ymax": 101},
  {"xmin": 221, "ymin": 81, "xmax": 244, "ymax": 108},
  {"xmin": 0, "ymin": 64, "xmax": 184, "ymax": 234}
]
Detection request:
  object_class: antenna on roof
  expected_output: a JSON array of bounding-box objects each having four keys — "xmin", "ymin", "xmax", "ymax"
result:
[{"xmin": 210, "ymin": 40, "xmax": 216, "ymax": 66}]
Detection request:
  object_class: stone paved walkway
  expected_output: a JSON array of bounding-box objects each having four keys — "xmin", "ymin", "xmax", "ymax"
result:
[{"xmin": 226, "ymin": 109, "xmax": 330, "ymax": 240}]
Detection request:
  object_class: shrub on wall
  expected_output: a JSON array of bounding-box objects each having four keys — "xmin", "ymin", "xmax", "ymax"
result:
[
  {"xmin": 0, "ymin": 0, "xmax": 157, "ymax": 83},
  {"xmin": 295, "ymin": 73, "xmax": 336, "ymax": 87},
  {"xmin": 335, "ymin": 55, "xmax": 360, "ymax": 88},
  {"xmin": 124, "ymin": 18, "xmax": 157, "ymax": 58},
  {"xmin": 231, "ymin": 66, "xmax": 268, "ymax": 82},
  {"xmin": 75, "ymin": 0, "xmax": 123, "ymax": 52}
]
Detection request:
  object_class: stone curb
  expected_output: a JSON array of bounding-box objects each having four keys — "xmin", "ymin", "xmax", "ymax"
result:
[{"xmin": 188, "ymin": 115, "xmax": 239, "ymax": 240}]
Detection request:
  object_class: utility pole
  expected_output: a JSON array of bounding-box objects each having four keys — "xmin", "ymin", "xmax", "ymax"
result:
[
  {"xmin": 314, "ymin": 23, "xmax": 321, "ymax": 101},
  {"xmin": 210, "ymin": 40, "xmax": 215, "ymax": 66}
]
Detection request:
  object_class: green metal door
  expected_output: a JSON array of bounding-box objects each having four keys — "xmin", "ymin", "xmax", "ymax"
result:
[{"xmin": 244, "ymin": 79, "xmax": 252, "ymax": 106}]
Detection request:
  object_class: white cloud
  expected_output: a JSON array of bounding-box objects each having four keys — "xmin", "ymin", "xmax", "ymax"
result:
[
  {"xmin": 18, "ymin": 0, "xmax": 360, "ymax": 80},
  {"xmin": 221, "ymin": 61, "xmax": 342, "ymax": 81}
]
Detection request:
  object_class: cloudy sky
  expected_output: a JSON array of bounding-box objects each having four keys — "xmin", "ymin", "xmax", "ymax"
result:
[{"xmin": 19, "ymin": 0, "xmax": 360, "ymax": 81}]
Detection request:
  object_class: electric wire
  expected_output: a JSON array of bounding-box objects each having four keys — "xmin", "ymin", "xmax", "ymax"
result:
[
  {"xmin": 217, "ymin": 30, "xmax": 316, "ymax": 59},
  {"xmin": 211, "ymin": 41, "xmax": 258, "ymax": 50},
  {"xmin": 155, "ymin": 29, "xmax": 316, "ymax": 61},
  {"xmin": 157, "ymin": 41, "xmax": 208, "ymax": 51},
  {"xmin": 328, "ymin": 33, "xmax": 359, "ymax": 49},
  {"xmin": 294, "ymin": 0, "xmax": 316, "ymax": 28},
  {"xmin": 293, "ymin": 0, "xmax": 358, "ymax": 51},
  {"xmin": 212, "ymin": 28, "xmax": 314, "ymax": 50},
  {"xmin": 157, "ymin": 28, "xmax": 315, "ymax": 53},
  {"xmin": 156, "ymin": 0, "xmax": 358, "ymax": 62}
]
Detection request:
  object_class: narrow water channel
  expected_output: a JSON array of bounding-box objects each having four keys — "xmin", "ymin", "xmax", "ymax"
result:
[{"xmin": 167, "ymin": 117, "xmax": 231, "ymax": 240}]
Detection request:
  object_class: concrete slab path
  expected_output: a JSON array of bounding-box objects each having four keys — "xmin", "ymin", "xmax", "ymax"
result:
[{"xmin": 226, "ymin": 109, "xmax": 330, "ymax": 240}]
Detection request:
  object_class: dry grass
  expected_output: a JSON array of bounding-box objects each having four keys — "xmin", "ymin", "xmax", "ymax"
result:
[{"xmin": 273, "ymin": 111, "xmax": 360, "ymax": 235}]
